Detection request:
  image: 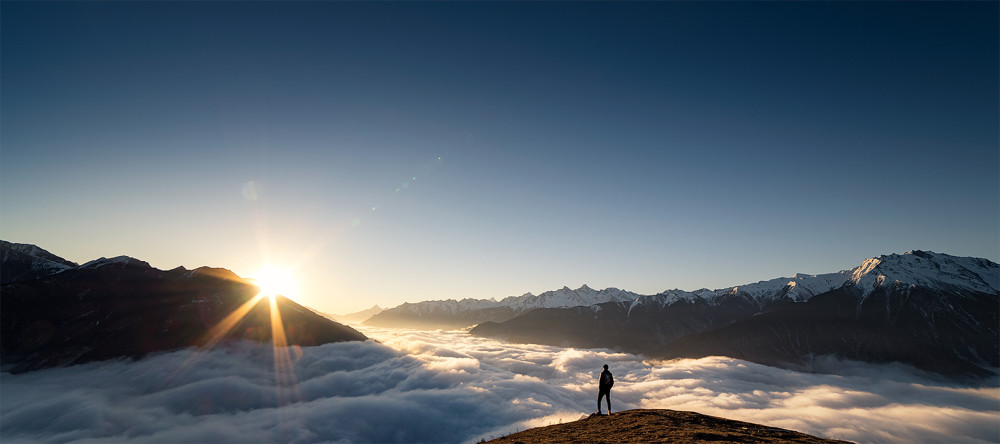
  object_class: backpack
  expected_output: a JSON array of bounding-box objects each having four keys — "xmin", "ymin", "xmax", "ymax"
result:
[{"xmin": 601, "ymin": 371, "xmax": 614, "ymax": 388}]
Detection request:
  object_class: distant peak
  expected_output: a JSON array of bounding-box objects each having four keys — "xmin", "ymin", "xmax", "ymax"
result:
[
  {"xmin": 905, "ymin": 250, "xmax": 937, "ymax": 259},
  {"xmin": 190, "ymin": 266, "xmax": 242, "ymax": 281},
  {"xmin": 1, "ymin": 240, "xmax": 78, "ymax": 267},
  {"xmin": 577, "ymin": 284, "xmax": 592, "ymax": 291},
  {"xmin": 81, "ymin": 256, "xmax": 150, "ymax": 269}
]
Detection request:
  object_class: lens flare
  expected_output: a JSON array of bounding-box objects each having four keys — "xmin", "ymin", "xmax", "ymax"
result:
[
  {"xmin": 169, "ymin": 267, "xmax": 302, "ymax": 408},
  {"xmin": 253, "ymin": 266, "xmax": 298, "ymax": 300}
]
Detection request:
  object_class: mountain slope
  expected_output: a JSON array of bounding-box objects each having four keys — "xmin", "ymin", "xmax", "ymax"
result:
[
  {"xmin": 471, "ymin": 251, "xmax": 999, "ymax": 379},
  {"xmin": 1, "ymin": 240, "xmax": 78, "ymax": 284},
  {"xmin": 480, "ymin": 409, "xmax": 851, "ymax": 444},
  {"xmin": 658, "ymin": 252, "xmax": 999, "ymax": 378},
  {"xmin": 0, "ymin": 242, "xmax": 367, "ymax": 373}
]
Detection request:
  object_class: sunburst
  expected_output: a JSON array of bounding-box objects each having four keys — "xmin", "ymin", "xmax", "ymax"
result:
[
  {"xmin": 252, "ymin": 266, "xmax": 299, "ymax": 300},
  {"xmin": 184, "ymin": 265, "xmax": 302, "ymax": 406}
]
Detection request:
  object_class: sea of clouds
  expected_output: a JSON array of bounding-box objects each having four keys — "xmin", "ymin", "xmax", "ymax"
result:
[{"xmin": 2, "ymin": 325, "xmax": 998, "ymax": 443}]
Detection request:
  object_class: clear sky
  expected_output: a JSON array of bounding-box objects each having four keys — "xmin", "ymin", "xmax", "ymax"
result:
[{"xmin": 2, "ymin": 2, "xmax": 997, "ymax": 314}]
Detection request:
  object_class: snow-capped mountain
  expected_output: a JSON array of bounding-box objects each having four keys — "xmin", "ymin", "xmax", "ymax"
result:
[
  {"xmin": 0, "ymin": 240, "xmax": 78, "ymax": 284},
  {"xmin": 368, "ymin": 266, "xmax": 858, "ymax": 330},
  {"xmin": 622, "ymin": 271, "xmax": 853, "ymax": 316},
  {"xmin": 0, "ymin": 241, "xmax": 367, "ymax": 373},
  {"xmin": 79, "ymin": 255, "xmax": 151, "ymax": 270},
  {"xmin": 848, "ymin": 250, "xmax": 998, "ymax": 295},
  {"xmin": 497, "ymin": 285, "xmax": 640, "ymax": 311},
  {"xmin": 471, "ymin": 251, "xmax": 999, "ymax": 380},
  {"xmin": 374, "ymin": 252, "xmax": 980, "ymax": 330},
  {"xmin": 365, "ymin": 285, "xmax": 641, "ymax": 329}
]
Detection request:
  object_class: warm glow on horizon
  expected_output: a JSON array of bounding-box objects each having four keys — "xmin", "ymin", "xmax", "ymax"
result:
[
  {"xmin": 252, "ymin": 266, "xmax": 299, "ymax": 301},
  {"xmin": 191, "ymin": 269, "xmax": 301, "ymax": 405}
]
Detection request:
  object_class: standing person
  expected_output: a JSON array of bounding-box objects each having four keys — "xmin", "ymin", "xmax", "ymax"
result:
[{"xmin": 597, "ymin": 364, "xmax": 614, "ymax": 415}]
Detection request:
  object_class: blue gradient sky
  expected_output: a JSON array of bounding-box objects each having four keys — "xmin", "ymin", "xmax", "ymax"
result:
[{"xmin": 2, "ymin": 2, "xmax": 997, "ymax": 313}]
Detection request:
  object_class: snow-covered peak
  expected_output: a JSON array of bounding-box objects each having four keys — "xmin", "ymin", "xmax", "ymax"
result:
[
  {"xmin": 0, "ymin": 240, "xmax": 79, "ymax": 283},
  {"xmin": 9, "ymin": 243, "xmax": 45, "ymax": 257},
  {"xmin": 396, "ymin": 285, "xmax": 642, "ymax": 316},
  {"xmin": 80, "ymin": 256, "xmax": 151, "ymax": 269},
  {"xmin": 386, "ymin": 251, "xmax": 998, "ymax": 319},
  {"xmin": 524, "ymin": 285, "xmax": 638, "ymax": 310},
  {"xmin": 849, "ymin": 250, "xmax": 999, "ymax": 295},
  {"xmin": 716, "ymin": 271, "xmax": 853, "ymax": 304}
]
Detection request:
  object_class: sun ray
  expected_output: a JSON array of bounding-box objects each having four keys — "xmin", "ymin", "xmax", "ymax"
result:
[
  {"xmin": 269, "ymin": 295, "xmax": 301, "ymax": 406},
  {"xmin": 159, "ymin": 291, "xmax": 267, "ymax": 388},
  {"xmin": 160, "ymin": 266, "xmax": 304, "ymax": 404},
  {"xmin": 200, "ymin": 292, "xmax": 268, "ymax": 350}
]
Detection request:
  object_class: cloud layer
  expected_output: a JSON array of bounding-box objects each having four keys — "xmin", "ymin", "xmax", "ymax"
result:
[{"xmin": 2, "ymin": 326, "xmax": 997, "ymax": 443}]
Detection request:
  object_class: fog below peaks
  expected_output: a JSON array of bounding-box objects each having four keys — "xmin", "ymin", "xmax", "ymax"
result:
[{"xmin": 2, "ymin": 326, "xmax": 997, "ymax": 443}]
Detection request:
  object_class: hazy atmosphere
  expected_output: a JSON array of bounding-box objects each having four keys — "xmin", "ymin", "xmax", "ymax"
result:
[{"xmin": 3, "ymin": 2, "xmax": 997, "ymax": 314}]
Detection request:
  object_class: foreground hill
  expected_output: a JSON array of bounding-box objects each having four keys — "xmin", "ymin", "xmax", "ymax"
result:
[
  {"xmin": 0, "ymin": 241, "xmax": 366, "ymax": 373},
  {"xmin": 481, "ymin": 409, "xmax": 851, "ymax": 444},
  {"xmin": 471, "ymin": 251, "xmax": 998, "ymax": 380}
]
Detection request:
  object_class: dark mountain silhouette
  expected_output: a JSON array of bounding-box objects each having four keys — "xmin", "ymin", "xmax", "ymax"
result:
[
  {"xmin": 469, "ymin": 295, "xmax": 756, "ymax": 353},
  {"xmin": 479, "ymin": 409, "xmax": 852, "ymax": 444},
  {"xmin": 0, "ymin": 241, "xmax": 366, "ymax": 373},
  {"xmin": 1, "ymin": 240, "xmax": 78, "ymax": 284},
  {"xmin": 471, "ymin": 251, "xmax": 998, "ymax": 380},
  {"xmin": 657, "ymin": 281, "xmax": 998, "ymax": 379}
]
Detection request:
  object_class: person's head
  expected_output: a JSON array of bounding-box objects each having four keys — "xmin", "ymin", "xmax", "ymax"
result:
[{"xmin": 603, "ymin": 364, "xmax": 609, "ymax": 370}]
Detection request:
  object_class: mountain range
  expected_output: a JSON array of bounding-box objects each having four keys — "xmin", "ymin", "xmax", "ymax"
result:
[
  {"xmin": 365, "ymin": 285, "xmax": 641, "ymax": 329},
  {"xmin": 370, "ymin": 250, "xmax": 998, "ymax": 380},
  {"xmin": 0, "ymin": 241, "xmax": 366, "ymax": 373},
  {"xmin": 5, "ymin": 240, "xmax": 996, "ymax": 381}
]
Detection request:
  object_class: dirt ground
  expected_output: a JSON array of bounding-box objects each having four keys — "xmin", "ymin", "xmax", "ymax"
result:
[{"xmin": 482, "ymin": 409, "xmax": 854, "ymax": 444}]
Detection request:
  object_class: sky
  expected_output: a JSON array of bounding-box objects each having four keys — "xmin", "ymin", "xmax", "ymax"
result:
[
  {"xmin": 2, "ymin": 2, "xmax": 998, "ymax": 314},
  {"xmin": 2, "ymin": 326, "xmax": 998, "ymax": 443}
]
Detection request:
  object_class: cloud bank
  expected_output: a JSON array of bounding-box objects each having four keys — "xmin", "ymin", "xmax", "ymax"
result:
[{"xmin": 2, "ymin": 326, "xmax": 997, "ymax": 443}]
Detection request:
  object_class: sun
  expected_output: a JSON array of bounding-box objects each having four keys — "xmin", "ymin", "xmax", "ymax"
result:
[{"xmin": 252, "ymin": 266, "xmax": 299, "ymax": 300}]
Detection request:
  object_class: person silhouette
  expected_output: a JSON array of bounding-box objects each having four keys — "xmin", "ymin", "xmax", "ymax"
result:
[{"xmin": 598, "ymin": 364, "xmax": 614, "ymax": 415}]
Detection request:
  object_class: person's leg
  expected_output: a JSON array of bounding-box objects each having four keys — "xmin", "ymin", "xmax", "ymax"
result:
[
  {"xmin": 605, "ymin": 390, "xmax": 612, "ymax": 414},
  {"xmin": 597, "ymin": 392, "xmax": 604, "ymax": 414}
]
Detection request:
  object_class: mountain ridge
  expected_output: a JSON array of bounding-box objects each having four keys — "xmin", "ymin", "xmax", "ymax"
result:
[
  {"xmin": 469, "ymin": 251, "xmax": 999, "ymax": 380},
  {"xmin": 0, "ymin": 240, "xmax": 79, "ymax": 284},
  {"xmin": 0, "ymin": 241, "xmax": 367, "ymax": 373},
  {"xmin": 369, "ymin": 250, "xmax": 996, "ymax": 330}
]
